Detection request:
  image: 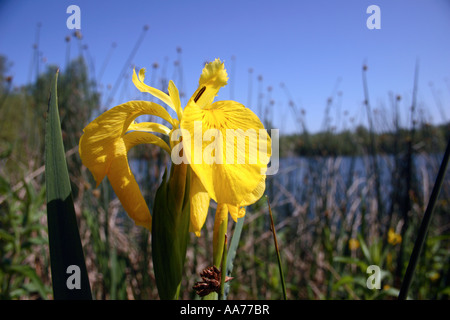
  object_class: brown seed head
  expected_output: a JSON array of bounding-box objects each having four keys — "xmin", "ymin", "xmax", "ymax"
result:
[{"xmin": 193, "ymin": 266, "xmax": 233, "ymax": 297}]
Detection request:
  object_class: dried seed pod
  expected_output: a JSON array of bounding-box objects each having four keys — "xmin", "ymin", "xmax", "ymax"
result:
[{"xmin": 193, "ymin": 266, "xmax": 233, "ymax": 297}]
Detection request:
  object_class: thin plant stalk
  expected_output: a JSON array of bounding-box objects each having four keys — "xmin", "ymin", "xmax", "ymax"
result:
[
  {"xmin": 203, "ymin": 212, "xmax": 228, "ymax": 300},
  {"xmin": 104, "ymin": 25, "xmax": 148, "ymax": 107},
  {"xmin": 267, "ymin": 196, "xmax": 287, "ymax": 300},
  {"xmin": 396, "ymin": 60, "xmax": 420, "ymax": 287},
  {"xmin": 398, "ymin": 137, "xmax": 450, "ymax": 300},
  {"xmin": 219, "ymin": 234, "xmax": 228, "ymax": 300},
  {"xmin": 213, "ymin": 210, "xmax": 229, "ymax": 268},
  {"xmin": 362, "ymin": 64, "xmax": 384, "ymax": 220}
]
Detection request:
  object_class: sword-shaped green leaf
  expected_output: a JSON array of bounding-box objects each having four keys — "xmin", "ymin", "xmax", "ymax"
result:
[
  {"xmin": 223, "ymin": 215, "xmax": 245, "ymax": 299},
  {"xmin": 45, "ymin": 70, "xmax": 92, "ymax": 300},
  {"xmin": 152, "ymin": 163, "xmax": 191, "ymax": 300}
]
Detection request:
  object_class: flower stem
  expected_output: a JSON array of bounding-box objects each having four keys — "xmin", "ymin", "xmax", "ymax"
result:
[
  {"xmin": 213, "ymin": 206, "xmax": 229, "ymax": 268},
  {"xmin": 203, "ymin": 206, "xmax": 228, "ymax": 300},
  {"xmin": 219, "ymin": 234, "xmax": 228, "ymax": 300}
]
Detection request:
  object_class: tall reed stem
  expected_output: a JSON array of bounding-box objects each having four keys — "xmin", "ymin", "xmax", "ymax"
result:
[
  {"xmin": 398, "ymin": 137, "xmax": 450, "ymax": 300},
  {"xmin": 267, "ymin": 196, "xmax": 287, "ymax": 300}
]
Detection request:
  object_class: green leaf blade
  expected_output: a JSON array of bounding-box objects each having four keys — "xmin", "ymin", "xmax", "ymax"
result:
[
  {"xmin": 152, "ymin": 165, "xmax": 191, "ymax": 300},
  {"xmin": 45, "ymin": 71, "xmax": 92, "ymax": 300},
  {"xmin": 223, "ymin": 215, "xmax": 245, "ymax": 299}
]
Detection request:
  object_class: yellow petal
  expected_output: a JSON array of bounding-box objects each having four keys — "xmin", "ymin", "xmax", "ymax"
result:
[
  {"xmin": 128, "ymin": 122, "xmax": 171, "ymax": 135},
  {"xmin": 189, "ymin": 171, "xmax": 211, "ymax": 237},
  {"xmin": 133, "ymin": 68, "xmax": 177, "ymax": 113},
  {"xmin": 240, "ymin": 175, "xmax": 267, "ymax": 207},
  {"xmin": 213, "ymin": 203, "xmax": 229, "ymax": 240},
  {"xmin": 123, "ymin": 131, "xmax": 171, "ymax": 154},
  {"xmin": 227, "ymin": 204, "xmax": 246, "ymax": 222},
  {"xmin": 215, "ymin": 203, "xmax": 229, "ymax": 226},
  {"xmin": 189, "ymin": 59, "xmax": 228, "ymax": 108},
  {"xmin": 227, "ymin": 176, "xmax": 265, "ymax": 222},
  {"xmin": 198, "ymin": 59, "xmax": 228, "ymax": 89},
  {"xmin": 181, "ymin": 100, "xmax": 271, "ymax": 206},
  {"xmin": 107, "ymin": 151, "xmax": 151, "ymax": 230},
  {"xmin": 79, "ymin": 100, "xmax": 174, "ymax": 186},
  {"xmin": 168, "ymin": 80, "xmax": 183, "ymax": 120}
]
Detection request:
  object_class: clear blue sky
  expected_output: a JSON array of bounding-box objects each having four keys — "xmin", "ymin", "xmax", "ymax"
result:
[{"xmin": 1, "ymin": 0, "xmax": 449, "ymax": 134}]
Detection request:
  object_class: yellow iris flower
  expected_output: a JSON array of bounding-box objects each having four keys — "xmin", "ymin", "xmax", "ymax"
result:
[
  {"xmin": 387, "ymin": 228, "xmax": 402, "ymax": 245},
  {"xmin": 79, "ymin": 58, "xmax": 271, "ymax": 236},
  {"xmin": 348, "ymin": 238, "xmax": 360, "ymax": 251}
]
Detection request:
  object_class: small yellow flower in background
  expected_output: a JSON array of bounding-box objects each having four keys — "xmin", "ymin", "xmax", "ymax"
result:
[
  {"xmin": 388, "ymin": 228, "xmax": 402, "ymax": 245},
  {"xmin": 79, "ymin": 58, "xmax": 271, "ymax": 236},
  {"xmin": 428, "ymin": 272, "xmax": 440, "ymax": 282},
  {"xmin": 348, "ymin": 238, "xmax": 360, "ymax": 251}
]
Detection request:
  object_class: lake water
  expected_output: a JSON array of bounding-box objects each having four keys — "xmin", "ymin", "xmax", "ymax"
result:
[
  {"xmin": 265, "ymin": 153, "xmax": 446, "ymax": 219},
  {"xmin": 129, "ymin": 152, "xmax": 447, "ymax": 219}
]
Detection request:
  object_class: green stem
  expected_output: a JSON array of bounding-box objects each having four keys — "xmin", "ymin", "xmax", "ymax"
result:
[
  {"xmin": 213, "ymin": 213, "xmax": 228, "ymax": 268},
  {"xmin": 174, "ymin": 283, "xmax": 181, "ymax": 300},
  {"xmin": 203, "ymin": 212, "xmax": 228, "ymax": 300},
  {"xmin": 398, "ymin": 137, "xmax": 450, "ymax": 300},
  {"xmin": 267, "ymin": 196, "xmax": 287, "ymax": 300},
  {"xmin": 219, "ymin": 234, "xmax": 228, "ymax": 300}
]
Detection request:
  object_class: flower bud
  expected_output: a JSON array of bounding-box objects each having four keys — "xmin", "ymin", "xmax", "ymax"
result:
[{"xmin": 151, "ymin": 163, "xmax": 191, "ymax": 299}]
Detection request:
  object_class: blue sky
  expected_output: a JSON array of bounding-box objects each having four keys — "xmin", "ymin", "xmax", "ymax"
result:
[{"xmin": 1, "ymin": 0, "xmax": 449, "ymax": 134}]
